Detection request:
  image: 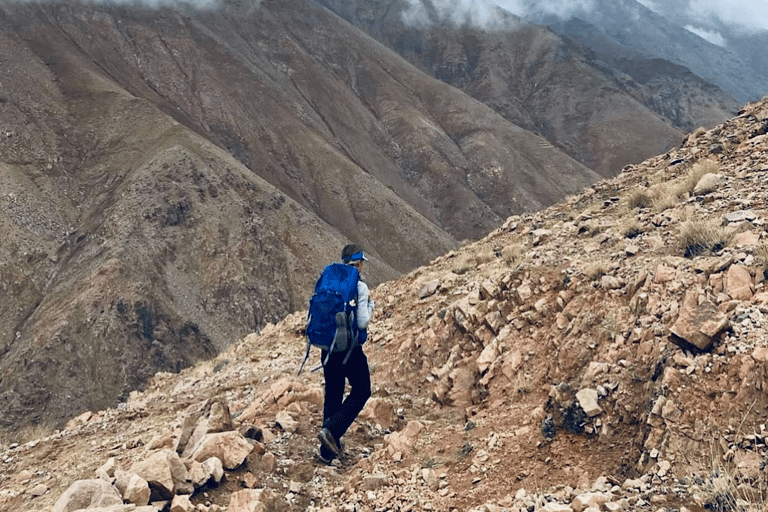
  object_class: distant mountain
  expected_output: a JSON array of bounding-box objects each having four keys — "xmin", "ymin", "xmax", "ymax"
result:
[
  {"xmin": 316, "ymin": 0, "xmax": 739, "ymax": 176},
  {"xmin": 523, "ymin": 0, "xmax": 767, "ymax": 103}
]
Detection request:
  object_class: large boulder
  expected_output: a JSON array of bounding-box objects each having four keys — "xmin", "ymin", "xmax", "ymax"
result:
[{"xmin": 51, "ymin": 479, "xmax": 122, "ymax": 512}]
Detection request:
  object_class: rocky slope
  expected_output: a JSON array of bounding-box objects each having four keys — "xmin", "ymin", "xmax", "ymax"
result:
[
  {"xmin": 2, "ymin": 97, "xmax": 767, "ymax": 512},
  {"xmin": 0, "ymin": 0, "xmax": 600, "ymax": 430}
]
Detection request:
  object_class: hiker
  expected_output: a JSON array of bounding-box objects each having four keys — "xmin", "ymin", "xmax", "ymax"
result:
[{"xmin": 316, "ymin": 244, "xmax": 375, "ymax": 464}]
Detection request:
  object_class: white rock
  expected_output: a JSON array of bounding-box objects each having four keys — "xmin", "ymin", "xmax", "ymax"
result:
[{"xmin": 576, "ymin": 388, "xmax": 602, "ymax": 417}]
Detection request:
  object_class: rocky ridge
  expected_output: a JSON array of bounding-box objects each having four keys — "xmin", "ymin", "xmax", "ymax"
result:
[{"xmin": 2, "ymin": 97, "xmax": 768, "ymax": 511}]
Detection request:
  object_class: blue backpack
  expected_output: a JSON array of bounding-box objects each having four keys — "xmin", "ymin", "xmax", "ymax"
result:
[{"xmin": 298, "ymin": 263, "xmax": 360, "ymax": 374}]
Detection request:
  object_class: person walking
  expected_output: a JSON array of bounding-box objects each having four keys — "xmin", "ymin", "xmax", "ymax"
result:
[{"xmin": 317, "ymin": 244, "xmax": 374, "ymax": 464}]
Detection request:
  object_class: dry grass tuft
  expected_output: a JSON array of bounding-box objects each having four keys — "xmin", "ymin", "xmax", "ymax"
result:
[
  {"xmin": 752, "ymin": 243, "xmax": 768, "ymax": 268},
  {"xmin": 582, "ymin": 259, "xmax": 611, "ymax": 281},
  {"xmin": 452, "ymin": 249, "xmax": 494, "ymax": 274},
  {"xmin": 619, "ymin": 218, "xmax": 645, "ymax": 239},
  {"xmin": 6, "ymin": 423, "xmax": 56, "ymax": 445},
  {"xmin": 626, "ymin": 188, "xmax": 654, "ymax": 210},
  {"xmin": 501, "ymin": 244, "xmax": 526, "ymax": 269},
  {"xmin": 677, "ymin": 219, "xmax": 734, "ymax": 258},
  {"xmin": 512, "ymin": 371, "xmax": 532, "ymax": 395}
]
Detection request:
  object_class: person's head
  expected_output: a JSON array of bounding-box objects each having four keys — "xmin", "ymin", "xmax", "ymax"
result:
[{"xmin": 341, "ymin": 244, "xmax": 368, "ymax": 269}]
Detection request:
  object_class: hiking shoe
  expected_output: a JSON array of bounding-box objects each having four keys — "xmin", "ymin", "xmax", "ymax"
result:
[
  {"xmin": 315, "ymin": 448, "xmax": 334, "ymax": 465},
  {"xmin": 318, "ymin": 427, "xmax": 342, "ymax": 457}
]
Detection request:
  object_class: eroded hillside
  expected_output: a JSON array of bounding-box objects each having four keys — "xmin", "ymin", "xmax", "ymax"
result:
[
  {"xmin": 2, "ymin": 98, "xmax": 767, "ymax": 512},
  {"xmin": 0, "ymin": 0, "xmax": 602, "ymax": 430}
]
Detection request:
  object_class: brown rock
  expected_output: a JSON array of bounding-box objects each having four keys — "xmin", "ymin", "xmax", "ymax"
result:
[
  {"xmin": 130, "ymin": 450, "xmax": 189, "ymax": 499},
  {"xmin": 726, "ymin": 265, "xmax": 754, "ymax": 300},
  {"xmin": 359, "ymin": 397, "xmax": 395, "ymax": 429},
  {"xmin": 670, "ymin": 290, "xmax": 729, "ymax": 350},
  {"xmin": 120, "ymin": 471, "xmax": 150, "ymax": 507},
  {"xmin": 227, "ymin": 489, "xmax": 278, "ymax": 512},
  {"xmin": 190, "ymin": 431, "xmax": 255, "ymax": 469},
  {"xmin": 171, "ymin": 494, "xmax": 194, "ymax": 512},
  {"xmin": 732, "ymin": 230, "xmax": 760, "ymax": 247},
  {"xmin": 51, "ymin": 479, "xmax": 123, "ymax": 512},
  {"xmin": 386, "ymin": 421, "xmax": 423, "ymax": 458},
  {"xmin": 653, "ymin": 264, "xmax": 676, "ymax": 283},
  {"xmin": 418, "ymin": 279, "xmax": 440, "ymax": 299}
]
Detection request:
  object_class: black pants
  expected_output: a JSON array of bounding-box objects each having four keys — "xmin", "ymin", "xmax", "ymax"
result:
[{"xmin": 321, "ymin": 345, "xmax": 371, "ymax": 443}]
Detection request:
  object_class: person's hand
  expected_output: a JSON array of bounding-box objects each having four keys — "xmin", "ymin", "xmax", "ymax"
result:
[{"xmin": 369, "ymin": 299, "xmax": 375, "ymax": 311}]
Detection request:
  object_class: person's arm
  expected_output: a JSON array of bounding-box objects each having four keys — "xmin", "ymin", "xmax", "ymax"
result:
[{"xmin": 356, "ymin": 281, "xmax": 374, "ymax": 329}]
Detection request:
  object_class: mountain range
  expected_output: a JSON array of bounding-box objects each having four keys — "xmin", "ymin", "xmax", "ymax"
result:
[{"xmin": 0, "ymin": 0, "xmax": 759, "ymax": 431}]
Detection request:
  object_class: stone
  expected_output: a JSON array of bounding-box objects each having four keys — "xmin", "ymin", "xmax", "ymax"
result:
[
  {"xmin": 363, "ymin": 474, "xmax": 389, "ymax": 491},
  {"xmin": 733, "ymin": 230, "xmax": 760, "ymax": 247},
  {"xmin": 418, "ymin": 279, "xmax": 440, "ymax": 299},
  {"xmin": 190, "ymin": 431, "xmax": 255, "ymax": 469},
  {"xmin": 541, "ymin": 503, "xmax": 573, "ymax": 512},
  {"xmin": 98, "ymin": 458, "xmax": 120, "ymax": 479},
  {"xmin": 386, "ymin": 421, "xmax": 423, "ymax": 458},
  {"xmin": 227, "ymin": 489, "xmax": 277, "ymax": 512},
  {"xmin": 752, "ymin": 347, "xmax": 768, "ymax": 363},
  {"xmin": 65, "ymin": 411, "xmax": 94, "ymax": 430},
  {"xmin": 275, "ymin": 410, "xmax": 299, "ymax": 433},
  {"xmin": 477, "ymin": 340, "xmax": 500, "ymax": 374},
  {"xmin": 243, "ymin": 472, "xmax": 259, "ymax": 489},
  {"xmin": 202, "ymin": 457, "xmax": 225, "ymax": 484},
  {"xmin": 359, "ymin": 397, "xmax": 395, "ymax": 429},
  {"xmin": 119, "ymin": 471, "xmax": 151, "ymax": 506},
  {"xmin": 29, "ymin": 483, "xmax": 48, "ymax": 496},
  {"xmin": 601, "ymin": 275, "xmax": 622, "ymax": 290},
  {"xmin": 653, "ymin": 264, "xmax": 676, "ymax": 283},
  {"xmin": 723, "ymin": 210, "xmax": 756, "ymax": 223},
  {"xmin": 693, "ymin": 173, "xmax": 723, "ymax": 195},
  {"xmin": 51, "ymin": 479, "xmax": 123, "ymax": 512},
  {"xmin": 171, "ymin": 494, "xmax": 194, "ymax": 512},
  {"xmin": 670, "ymin": 290, "xmax": 729, "ymax": 350},
  {"xmin": 130, "ymin": 450, "xmax": 184, "ymax": 499},
  {"xmin": 576, "ymin": 388, "xmax": 602, "ymax": 417},
  {"xmin": 571, "ymin": 493, "xmax": 609, "ymax": 512},
  {"xmin": 726, "ymin": 265, "xmax": 754, "ymax": 300}
]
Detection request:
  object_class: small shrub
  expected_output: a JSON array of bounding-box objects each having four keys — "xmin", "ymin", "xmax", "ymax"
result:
[
  {"xmin": 619, "ymin": 218, "xmax": 645, "ymax": 239},
  {"xmin": 513, "ymin": 372, "xmax": 532, "ymax": 395},
  {"xmin": 651, "ymin": 182, "xmax": 687, "ymax": 211},
  {"xmin": 502, "ymin": 244, "xmax": 526, "ymax": 268},
  {"xmin": 476, "ymin": 250, "xmax": 494, "ymax": 265},
  {"xmin": 16, "ymin": 423, "xmax": 55, "ymax": 444},
  {"xmin": 583, "ymin": 259, "xmax": 611, "ymax": 281},
  {"xmin": 753, "ymin": 244, "xmax": 768, "ymax": 280},
  {"xmin": 677, "ymin": 219, "xmax": 734, "ymax": 258},
  {"xmin": 754, "ymin": 243, "xmax": 768, "ymax": 268},
  {"xmin": 626, "ymin": 188, "xmax": 654, "ymax": 210},
  {"xmin": 452, "ymin": 253, "xmax": 475, "ymax": 274}
]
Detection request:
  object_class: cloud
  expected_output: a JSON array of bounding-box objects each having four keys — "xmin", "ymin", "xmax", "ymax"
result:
[
  {"xmin": 401, "ymin": 0, "xmax": 597, "ymax": 27},
  {"xmin": 684, "ymin": 24, "xmax": 726, "ymax": 46},
  {"xmin": 493, "ymin": 0, "xmax": 595, "ymax": 19},
  {"xmin": 633, "ymin": 0, "xmax": 660, "ymax": 12},
  {"xmin": 401, "ymin": 0, "xmax": 499, "ymax": 27},
  {"xmin": 686, "ymin": 0, "xmax": 768, "ymax": 33}
]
